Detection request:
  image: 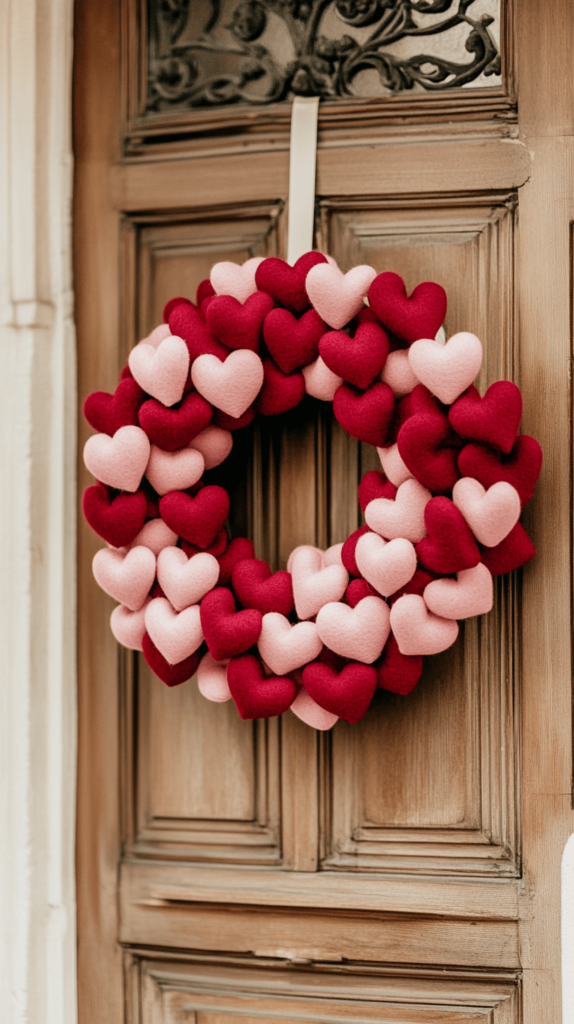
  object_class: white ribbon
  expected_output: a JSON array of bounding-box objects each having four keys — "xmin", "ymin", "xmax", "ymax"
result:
[{"xmin": 287, "ymin": 96, "xmax": 320, "ymax": 266}]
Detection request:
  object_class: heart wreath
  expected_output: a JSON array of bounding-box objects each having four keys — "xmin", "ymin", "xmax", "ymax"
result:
[{"xmin": 82, "ymin": 253, "xmax": 542, "ymax": 730}]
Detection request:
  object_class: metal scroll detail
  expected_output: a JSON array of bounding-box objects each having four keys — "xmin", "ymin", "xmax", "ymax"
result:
[{"xmin": 145, "ymin": 0, "xmax": 501, "ymax": 113}]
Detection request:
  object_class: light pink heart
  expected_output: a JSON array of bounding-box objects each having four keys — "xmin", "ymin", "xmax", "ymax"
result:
[
  {"xmin": 323, "ymin": 542, "xmax": 344, "ymax": 567},
  {"xmin": 381, "ymin": 349, "xmax": 420, "ymax": 397},
  {"xmin": 128, "ymin": 519, "xmax": 178, "ymax": 556},
  {"xmin": 110, "ymin": 599, "xmax": 150, "ymax": 651},
  {"xmin": 157, "ymin": 548, "xmax": 219, "ymax": 611},
  {"xmin": 145, "ymin": 445, "xmax": 204, "ymax": 496},
  {"xmin": 365, "ymin": 478, "xmax": 431, "ymax": 543},
  {"xmin": 92, "ymin": 545, "xmax": 156, "ymax": 610},
  {"xmin": 355, "ymin": 533, "xmax": 416, "ymax": 598},
  {"xmin": 291, "ymin": 547, "xmax": 349, "ymax": 620},
  {"xmin": 286, "ymin": 545, "xmax": 324, "ymax": 574},
  {"xmin": 377, "ymin": 443, "xmax": 413, "ymax": 487},
  {"xmin": 390, "ymin": 594, "xmax": 459, "ymax": 655},
  {"xmin": 141, "ymin": 323, "xmax": 171, "ymax": 349},
  {"xmin": 316, "ymin": 595, "xmax": 391, "ymax": 664},
  {"xmin": 84, "ymin": 425, "xmax": 150, "ymax": 492},
  {"xmin": 258, "ymin": 612, "xmax": 323, "ymax": 675},
  {"xmin": 129, "ymin": 335, "xmax": 190, "ymax": 407},
  {"xmin": 197, "ymin": 651, "xmax": 231, "ymax": 702},
  {"xmin": 210, "ymin": 256, "xmax": 265, "ymax": 303},
  {"xmin": 424, "ymin": 564, "xmax": 493, "ymax": 620},
  {"xmin": 191, "ymin": 350, "xmax": 264, "ymax": 419},
  {"xmin": 452, "ymin": 477, "xmax": 521, "ymax": 547},
  {"xmin": 144, "ymin": 597, "xmax": 203, "ymax": 665},
  {"xmin": 408, "ymin": 331, "xmax": 483, "ymax": 405},
  {"xmin": 302, "ymin": 356, "xmax": 343, "ymax": 401},
  {"xmin": 305, "ymin": 264, "xmax": 377, "ymax": 330},
  {"xmin": 189, "ymin": 425, "xmax": 233, "ymax": 469},
  {"xmin": 290, "ymin": 688, "xmax": 339, "ymax": 731}
]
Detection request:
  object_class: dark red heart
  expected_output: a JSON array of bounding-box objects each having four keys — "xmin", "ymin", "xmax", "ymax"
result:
[
  {"xmin": 319, "ymin": 322, "xmax": 389, "ymax": 390},
  {"xmin": 180, "ymin": 527, "xmax": 228, "ymax": 559},
  {"xmin": 212, "ymin": 406, "xmax": 256, "ymax": 431},
  {"xmin": 263, "ymin": 307, "xmax": 326, "ymax": 374},
  {"xmin": 82, "ymin": 483, "xmax": 147, "ymax": 547},
  {"xmin": 200, "ymin": 587, "xmax": 262, "ymax": 661},
  {"xmin": 383, "ymin": 392, "xmax": 414, "ymax": 447},
  {"xmin": 333, "ymin": 382, "xmax": 395, "ymax": 446},
  {"xmin": 217, "ymin": 537, "xmax": 256, "ymax": 585},
  {"xmin": 168, "ymin": 302, "xmax": 229, "ymax": 360},
  {"xmin": 206, "ymin": 292, "xmax": 274, "ymax": 352},
  {"xmin": 253, "ymin": 359, "xmax": 305, "ymax": 416},
  {"xmin": 232, "ymin": 558, "xmax": 294, "ymax": 615},
  {"xmin": 388, "ymin": 567, "xmax": 439, "ymax": 605},
  {"xmin": 255, "ymin": 251, "xmax": 328, "ymax": 314},
  {"xmin": 227, "ymin": 653, "xmax": 297, "ymax": 719},
  {"xmin": 142, "ymin": 633, "xmax": 203, "ymax": 687},
  {"xmin": 377, "ymin": 635, "xmax": 422, "ymax": 695},
  {"xmin": 448, "ymin": 382, "xmax": 522, "ymax": 454},
  {"xmin": 416, "ymin": 496, "xmax": 480, "ymax": 574},
  {"xmin": 345, "ymin": 578, "xmax": 378, "ymax": 607},
  {"xmin": 163, "ymin": 296, "xmax": 193, "ymax": 323},
  {"xmin": 480, "ymin": 521, "xmax": 536, "ymax": 576},
  {"xmin": 358, "ymin": 470, "xmax": 397, "ymax": 512},
  {"xmin": 159, "ymin": 485, "xmax": 230, "ymax": 548},
  {"xmin": 84, "ymin": 377, "xmax": 147, "ymax": 436},
  {"xmin": 342, "ymin": 524, "xmax": 371, "ymax": 577},
  {"xmin": 138, "ymin": 391, "xmax": 213, "ymax": 451},
  {"xmin": 302, "ymin": 661, "xmax": 378, "ymax": 724},
  {"xmin": 398, "ymin": 386, "xmax": 461, "ymax": 492},
  {"xmin": 140, "ymin": 477, "xmax": 161, "ymax": 519},
  {"xmin": 196, "ymin": 279, "xmax": 215, "ymax": 306},
  {"xmin": 458, "ymin": 435, "xmax": 542, "ymax": 507},
  {"xmin": 368, "ymin": 271, "xmax": 447, "ymax": 343}
]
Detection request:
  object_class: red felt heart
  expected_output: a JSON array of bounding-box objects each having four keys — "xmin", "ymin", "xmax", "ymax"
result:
[
  {"xmin": 480, "ymin": 521, "xmax": 536, "ymax": 576},
  {"xmin": 140, "ymin": 477, "xmax": 161, "ymax": 519},
  {"xmin": 302, "ymin": 661, "xmax": 378, "ymax": 723},
  {"xmin": 458, "ymin": 435, "xmax": 542, "ymax": 507},
  {"xmin": 82, "ymin": 483, "xmax": 147, "ymax": 547},
  {"xmin": 84, "ymin": 378, "xmax": 147, "ymax": 436},
  {"xmin": 345, "ymin": 578, "xmax": 378, "ymax": 607},
  {"xmin": 217, "ymin": 537, "xmax": 256, "ymax": 585},
  {"xmin": 416, "ymin": 496, "xmax": 480, "ymax": 574},
  {"xmin": 180, "ymin": 527, "xmax": 228, "ymax": 559},
  {"xmin": 263, "ymin": 307, "xmax": 326, "ymax": 374},
  {"xmin": 342, "ymin": 524, "xmax": 371, "ymax": 577},
  {"xmin": 159, "ymin": 485, "xmax": 230, "ymax": 548},
  {"xmin": 142, "ymin": 633, "xmax": 203, "ymax": 687},
  {"xmin": 382, "ymin": 392, "xmax": 414, "ymax": 447},
  {"xmin": 377, "ymin": 635, "xmax": 422, "ymax": 695},
  {"xmin": 196, "ymin": 279, "xmax": 215, "ymax": 306},
  {"xmin": 120, "ymin": 364, "xmax": 134, "ymax": 380},
  {"xmin": 168, "ymin": 303, "xmax": 229, "ymax": 360},
  {"xmin": 319, "ymin": 322, "xmax": 389, "ymax": 390},
  {"xmin": 253, "ymin": 359, "xmax": 305, "ymax": 416},
  {"xmin": 163, "ymin": 296, "xmax": 193, "ymax": 323},
  {"xmin": 227, "ymin": 653, "xmax": 297, "ymax": 719},
  {"xmin": 358, "ymin": 470, "xmax": 397, "ymax": 512},
  {"xmin": 232, "ymin": 558, "xmax": 294, "ymax": 615},
  {"xmin": 388, "ymin": 567, "xmax": 438, "ymax": 604},
  {"xmin": 333, "ymin": 381, "xmax": 395, "ymax": 446},
  {"xmin": 212, "ymin": 406, "xmax": 256, "ymax": 431},
  {"xmin": 138, "ymin": 391, "xmax": 213, "ymax": 451},
  {"xmin": 398, "ymin": 386, "xmax": 460, "ymax": 492},
  {"xmin": 206, "ymin": 292, "xmax": 274, "ymax": 352},
  {"xmin": 200, "ymin": 587, "xmax": 263, "ymax": 661},
  {"xmin": 255, "ymin": 251, "xmax": 328, "ymax": 314},
  {"xmin": 368, "ymin": 272, "xmax": 447, "ymax": 343},
  {"xmin": 448, "ymin": 382, "xmax": 522, "ymax": 454}
]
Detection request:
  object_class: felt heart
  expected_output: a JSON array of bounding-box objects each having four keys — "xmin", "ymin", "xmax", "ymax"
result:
[
  {"xmin": 306, "ymin": 264, "xmax": 377, "ymax": 330},
  {"xmin": 388, "ymin": 567, "xmax": 437, "ymax": 605},
  {"xmin": 355, "ymin": 533, "xmax": 417, "ymax": 597},
  {"xmin": 263, "ymin": 307, "xmax": 326, "ymax": 373},
  {"xmin": 83, "ymin": 425, "xmax": 151, "ymax": 493},
  {"xmin": 157, "ymin": 548, "xmax": 220, "ymax": 611},
  {"xmin": 290, "ymin": 688, "xmax": 339, "ymax": 730},
  {"xmin": 333, "ymin": 382, "xmax": 395, "ymax": 446},
  {"xmin": 302, "ymin": 661, "xmax": 378, "ymax": 724},
  {"xmin": 457, "ymin": 435, "xmax": 543, "ymax": 507},
  {"xmin": 145, "ymin": 445, "xmax": 204, "ymax": 496},
  {"xmin": 188, "ymin": 425, "xmax": 233, "ymax": 469},
  {"xmin": 212, "ymin": 406, "xmax": 256, "ymax": 431},
  {"xmin": 168, "ymin": 303, "xmax": 229, "ymax": 361},
  {"xmin": 191, "ymin": 350, "xmax": 264, "ymax": 419},
  {"xmin": 142, "ymin": 633, "xmax": 203, "ymax": 687},
  {"xmin": 380, "ymin": 348, "xmax": 420, "ymax": 397},
  {"xmin": 423, "ymin": 563, "xmax": 493, "ymax": 620},
  {"xmin": 129, "ymin": 336, "xmax": 190, "ymax": 407},
  {"xmin": 302, "ymin": 356, "xmax": 343, "ymax": 401},
  {"xmin": 162, "ymin": 298, "xmax": 192, "ymax": 324},
  {"xmin": 232, "ymin": 558, "xmax": 294, "ymax": 616},
  {"xmin": 397, "ymin": 389, "xmax": 460, "ymax": 492},
  {"xmin": 323, "ymin": 543, "xmax": 344, "ymax": 567},
  {"xmin": 345, "ymin": 578, "xmax": 378, "ymax": 606},
  {"xmin": 408, "ymin": 332, "xmax": 483, "ymax": 405},
  {"xmin": 206, "ymin": 292, "xmax": 274, "ymax": 352},
  {"xmin": 365, "ymin": 478, "xmax": 431, "ymax": 543},
  {"xmin": 416, "ymin": 496, "xmax": 480, "ymax": 574},
  {"xmin": 316, "ymin": 595, "xmax": 391, "ymax": 664},
  {"xmin": 211, "ymin": 256, "xmax": 266, "ymax": 303},
  {"xmin": 200, "ymin": 586, "xmax": 262, "ymax": 661},
  {"xmin": 217, "ymin": 537, "xmax": 256, "ymax": 585},
  {"xmin": 358, "ymin": 470, "xmax": 397, "ymax": 512},
  {"xmin": 92, "ymin": 545, "xmax": 156, "ymax": 611},
  {"xmin": 480, "ymin": 521, "xmax": 536, "ymax": 576},
  {"xmin": 197, "ymin": 651, "xmax": 232, "ymax": 702},
  {"xmin": 138, "ymin": 391, "xmax": 213, "ymax": 452},
  {"xmin": 341, "ymin": 525, "xmax": 371, "ymax": 577},
  {"xmin": 110, "ymin": 600, "xmax": 150, "ymax": 651},
  {"xmin": 145, "ymin": 322, "xmax": 173, "ymax": 348},
  {"xmin": 452, "ymin": 477, "xmax": 521, "ymax": 547},
  {"xmin": 227, "ymin": 653, "xmax": 297, "ymax": 719},
  {"xmin": 159, "ymin": 485, "xmax": 230, "ymax": 548},
  {"xmin": 145, "ymin": 598, "xmax": 204, "ymax": 664},
  {"xmin": 390, "ymin": 594, "xmax": 459, "ymax": 656},
  {"xmin": 84, "ymin": 377, "xmax": 147, "ymax": 436},
  {"xmin": 286, "ymin": 545, "xmax": 324, "ymax": 574},
  {"xmin": 82, "ymin": 483, "xmax": 147, "ymax": 547},
  {"xmin": 258, "ymin": 612, "xmax": 323, "ymax": 674},
  {"xmin": 377, "ymin": 443, "xmax": 414, "ymax": 487},
  {"xmin": 384, "ymin": 392, "xmax": 414, "ymax": 446},
  {"xmin": 255, "ymin": 252, "xmax": 327, "ymax": 314},
  {"xmin": 368, "ymin": 272, "xmax": 447, "ymax": 343},
  {"xmin": 181, "ymin": 526, "xmax": 228, "ymax": 560},
  {"xmin": 377, "ymin": 635, "xmax": 423, "ymax": 695},
  {"xmin": 319, "ymin": 322, "xmax": 389, "ymax": 390},
  {"xmin": 254, "ymin": 359, "xmax": 306, "ymax": 416},
  {"xmin": 448, "ymin": 381, "xmax": 522, "ymax": 454},
  {"xmin": 129, "ymin": 518, "xmax": 178, "ymax": 555},
  {"xmin": 291, "ymin": 547, "xmax": 349, "ymax": 620}
]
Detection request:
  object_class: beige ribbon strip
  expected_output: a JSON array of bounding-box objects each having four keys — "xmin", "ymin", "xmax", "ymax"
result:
[{"xmin": 287, "ymin": 96, "xmax": 320, "ymax": 266}]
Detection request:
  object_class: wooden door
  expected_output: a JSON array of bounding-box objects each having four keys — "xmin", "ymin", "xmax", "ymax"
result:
[{"xmin": 74, "ymin": 2, "xmax": 574, "ymax": 1021}]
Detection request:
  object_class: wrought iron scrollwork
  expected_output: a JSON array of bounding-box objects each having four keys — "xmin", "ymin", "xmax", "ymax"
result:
[{"xmin": 145, "ymin": 0, "xmax": 501, "ymax": 113}]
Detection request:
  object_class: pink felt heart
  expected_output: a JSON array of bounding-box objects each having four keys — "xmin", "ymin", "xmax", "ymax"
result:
[
  {"xmin": 210, "ymin": 256, "xmax": 265, "ymax": 303},
  {"xmin": 368, "ymin": 272, "xmax": 447, "ymax": 343},
  {"xmin": 423, "ymin": 563, "xmax": 493, "ymax": 620},
  {"xmin": 286, "ymin": 545, "xmax": 324, "ymax": 575},
  {"xmin": 143, "ymin": 323, "xmax": 172, "ymax": 349},
  {"xmin": 157, "ymin": 548, "xmax": 220, "ymax": 611},
  {"xmin": 381, "ymin": 349, "xmax": 420, "ymax": 396},
  {"xmin": 408, "ymin": 332, "xmax": 483, "ymax": 405},
  {"xmin": 188, "ymin": 425, "xmax": 233, "ymax": 468},
  {"xmin": 290, "ymin": 688, "xmax": 338, "ymax": 731},
  {"xmin": 129, "ymin": 519, "xmax": 178, "ymax": 555},
  {"xmin": 144, "ymin": 597, "xmax": 204, "ymax": 665},
  {"xmin": 305, "ymin": 264, "xmax": 377, "ymax": 330},
  {"xmin": 390, "ymin": 594, "xmax": 459, "ymax": 655},
  {"xmin": 323, "ymin": 543, "xmax": 344, "ymax": 567},
  {"xmin": 92, "ymin": 545, "xmax": 156, "ymax": 610},
  {"xmin": 365, "ymin": 478, "xmax": 431, "ymax": 543},
  {"xmin": 355, "ymin": 533, "xmax": 417, "ymax": 597},
  {"xmin": 83, "ymin": 425, "xmax": 151, "ymax": 493},
  {"xmin": 257, "ymin": 612, "xmax": 323, "ymax": 675},
  {"xmin": 191, "ymin": 350, "xmax": 264, "ymax": 419},
  {"xmin": 290, "ymin": 547, "xmax": 349, "ymax": 620},
  {"xmin": 128, "ymin": 336, "xmax": 190, "ymax": 407},
  {"xmin": 197, "ymin": 651, "xmax": 231, "ymax": 702},
  {"xmin": 452, "ymin": 477, "xmax": 521, "ymax": 547},
  {"xmin": 110, "ymin": 601, "xmax": 150, "ymax": 651},
  {"xmin": 316, "ymin": 595, "xmax": 391, "ymax": 664},
  {"xmin": 302, "ymin": 356, "xmax": 343, "ymax": 401},
  {"xmin": 145, "ymin": 445, "xmax": 204, "ymax": 496},
  {"xmin": 377, "ymin": 444, "xmax": 414, "ymax": 487}
]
